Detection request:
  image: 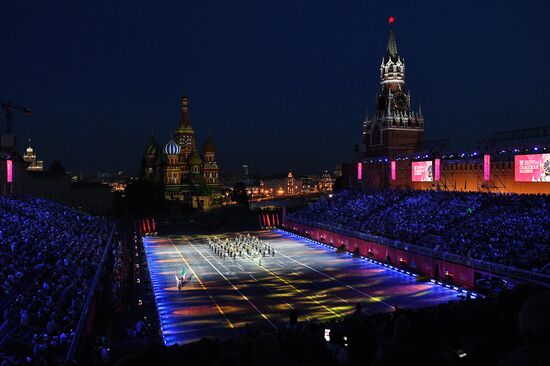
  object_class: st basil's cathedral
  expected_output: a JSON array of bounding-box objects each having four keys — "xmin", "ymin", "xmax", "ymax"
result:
[{"xmin": 140, "ymin": 96, "xmax": 221, "ymax": 209}]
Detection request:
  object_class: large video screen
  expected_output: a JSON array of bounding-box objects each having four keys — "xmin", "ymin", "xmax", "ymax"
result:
[
  {"xmin": 515, "ymin": 154, "xmax": 550, "ymax": 182},
  {"xmin": 412, "ymin": 161, "xmax": 433, "ymax": 182}
]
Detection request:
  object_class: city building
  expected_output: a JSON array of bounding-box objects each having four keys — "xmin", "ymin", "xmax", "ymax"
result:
[
  {"xmin": 287, "ymin": 171, "xmax": 295, "ymax": 194},
  {"xmin": 318, "ymin": 170, "xmax": 334, "ymax": 192},
  {"xmin": 140, "ymin": 96, "xmax": 221, "ymax": 208},
  {"xmin": 22, "ymin": 139, "xmax": 44, "ymax": 172}
]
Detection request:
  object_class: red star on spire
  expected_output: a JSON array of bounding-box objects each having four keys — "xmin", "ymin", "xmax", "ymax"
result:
[{"xmin": 388, "ymin": 16, "xmax": 395, "ymax": 25}]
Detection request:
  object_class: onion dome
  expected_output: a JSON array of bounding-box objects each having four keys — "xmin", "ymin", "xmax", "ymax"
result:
[
  {"xmin": 164, "ymin": 138, "xmax": 181, "ymax": 155},
  {"xmin": 188, "ymin": 150, "xmax": 202, "ymax": 166},
  {"xmin": 203, "ymin": 134, "xmax": 216, "ymax": 153},
  {"xmin": 144, "ymin": 135, "xmax": 160, "ymax": 156}
]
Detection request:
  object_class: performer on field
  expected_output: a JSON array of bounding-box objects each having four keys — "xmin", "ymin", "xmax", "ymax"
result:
[{"xmin": 175, "ymin": 274, "xmax": 184, "ymax": 291}]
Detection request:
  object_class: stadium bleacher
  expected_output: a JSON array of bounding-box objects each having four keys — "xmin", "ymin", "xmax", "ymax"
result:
[
  {"xmin": 288, "ymin": 189, "xmax": 550, "ymax": 272},
  {"xmin": 0, "ymin": 196, "xmax": 112, "ymax": 364}
]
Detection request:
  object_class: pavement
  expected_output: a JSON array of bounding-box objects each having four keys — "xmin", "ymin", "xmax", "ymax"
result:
[{"xmin": 143, "ymin": 230, "xmax": 460, "ymax": 345}]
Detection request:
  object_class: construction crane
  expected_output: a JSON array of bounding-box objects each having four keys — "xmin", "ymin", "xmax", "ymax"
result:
[{"xmin": 0, "ymin": 99, "xmax": 32, "ymax": 135}]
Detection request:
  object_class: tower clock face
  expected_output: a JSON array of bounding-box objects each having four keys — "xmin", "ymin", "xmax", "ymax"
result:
[{"xmin": 393, "ymin": 92, "xmax": 408, "ymax": 111}]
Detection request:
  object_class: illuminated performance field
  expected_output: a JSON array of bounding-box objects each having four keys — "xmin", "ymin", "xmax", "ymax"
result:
[{"xmin": 143, "ymin": 230, "xmax": 460, "ymax": 345}]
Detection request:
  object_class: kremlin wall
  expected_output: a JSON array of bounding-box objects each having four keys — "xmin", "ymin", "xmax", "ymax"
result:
[{"xmin": 360, "ymin": 146, "xmax": 550, "ymax": 195}]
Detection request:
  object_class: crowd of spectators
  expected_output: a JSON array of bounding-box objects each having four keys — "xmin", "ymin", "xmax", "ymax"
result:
[
  {"xmin": 114, "ymin": 286, "xmax": 550, "ymax": 366},
  {"xmin": 111, "ymin": 242, "xmax": 124, "ymax": 307},
  {"xmin": 0, "ymin": 195, "xmax": 111, "ymax": 365},
  {"xmin": 288, "ymin": 189, "xmax": 550, "ymax": 271}
]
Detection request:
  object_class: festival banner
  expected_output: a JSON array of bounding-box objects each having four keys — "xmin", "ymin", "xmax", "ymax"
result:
[
  {"xmin": 411, "ymin": 161, "xmax": 433, "ymax": 182},
  {"xmin": 484, "ymin": 154, "xmax": 491, "ymax": 181},
  {"xmin": 6, "ymin": 160, "xmax": 12, "ymax": 183},
  {"xmin": 514, "ymin": 154, "xmax": 550, "ymax": 182}
]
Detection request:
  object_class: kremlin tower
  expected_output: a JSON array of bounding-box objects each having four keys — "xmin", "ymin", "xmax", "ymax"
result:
[{"xmin": 361, "ymin": 16, "xmax": 424, "ymax": 158}]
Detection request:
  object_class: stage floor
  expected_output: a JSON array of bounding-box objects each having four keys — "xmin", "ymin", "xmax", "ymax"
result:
[{"xmin": 143, "ymin": 230, "xmax": 460, "ymax": 345}]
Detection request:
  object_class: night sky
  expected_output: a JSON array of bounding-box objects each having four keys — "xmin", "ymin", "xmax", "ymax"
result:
[{"xmin": 3, "ymin": 1, "xmax": 550, "ymax": 175}]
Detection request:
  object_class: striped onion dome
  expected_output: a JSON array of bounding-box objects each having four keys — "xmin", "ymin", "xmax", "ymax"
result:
[{"xmin": 164, "ymin": 138, "xmax": 181, "ymax": 155}]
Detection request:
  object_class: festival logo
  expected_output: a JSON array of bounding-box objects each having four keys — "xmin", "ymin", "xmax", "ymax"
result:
[
  {"xmin": 515, "ymin": 154, "xmax": 550, "ymax": 182},
  {"xmin": 411, "ymin": 161, "xmax": 433, "ymax": 182}
]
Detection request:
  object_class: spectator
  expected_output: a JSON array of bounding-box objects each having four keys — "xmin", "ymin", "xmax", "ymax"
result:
[{"xmin": 288, "ymin": 189, "xmax": 550, "ymax": 271}]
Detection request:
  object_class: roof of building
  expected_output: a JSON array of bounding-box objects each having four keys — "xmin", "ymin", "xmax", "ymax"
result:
[
  {"xmin": 203, "ymin": 134, "xmax": 216, "ymax": 153},
  {"xmin": 25, "ymin": 139, "xmax": 34, "ymax": 154},
  {"xmin": 385, "ymin": 17, "xmax": 399, "ymax": 61},
  {"xmin": 144, "ymin": 134, "xmax": 160, "ymax": 156},
  {"xmin": 176, "ymin": 95, "xmax": 194, "ymax": 134},
  {"xmin": 188, "ymin": 150, "xmax": 202, "ymax": 166},
  {"xmin": 164, "ymin": 138, "xmax": 181, "ymax": 155}
]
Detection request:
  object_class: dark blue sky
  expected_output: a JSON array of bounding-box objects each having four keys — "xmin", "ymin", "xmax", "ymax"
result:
[{"xmin": 3, "ymin": 1, "xmax": 550, "ymax": 175}]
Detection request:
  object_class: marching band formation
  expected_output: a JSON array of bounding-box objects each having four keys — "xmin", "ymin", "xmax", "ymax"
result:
[
  {"xmin": 175, "ymin": 233, "xmax": 275, "ymax": 290},
  {"xmin": 207, "ymin": 233, "xmax": 275, "ymax": 260}
]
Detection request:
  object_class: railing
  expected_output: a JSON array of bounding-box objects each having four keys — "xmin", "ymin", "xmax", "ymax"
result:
[
  {"xmin": 65, "ymin": 223, "xmax": 116, "ymax": 364},
  {"xmin": 287, "ymin": 218, "xmax": 550, "ymax": 286},
  {"xmin": 0, "ymin": 320, "xmax": 11, "ymax": 350}
]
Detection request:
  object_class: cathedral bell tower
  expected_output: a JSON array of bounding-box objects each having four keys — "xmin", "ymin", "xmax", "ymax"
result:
[
  {"xmin": 362, "ymin": 16, "xmax": 424, "ymax": 158},
  {"xmin": 174, "ymin": 96, "xmax": 196, "ymax": 162}
]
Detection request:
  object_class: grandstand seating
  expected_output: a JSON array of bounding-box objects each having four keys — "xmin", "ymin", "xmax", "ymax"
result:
[
  {"xmin": 288, "ymin": 189, "xmax": 550, "ymax": 271},
  {"xmin": 0, "ymin": 196, "xmax": 112, "ymax": 364}
]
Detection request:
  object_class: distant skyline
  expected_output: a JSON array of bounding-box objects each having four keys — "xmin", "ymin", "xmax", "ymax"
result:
[{"xmin": 3, "ymin": 1, "xmax": 550, "ymax": 175}]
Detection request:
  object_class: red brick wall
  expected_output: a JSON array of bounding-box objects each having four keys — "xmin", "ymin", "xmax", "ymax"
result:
[{"xmin": 361, "ymin": 159, "xmax": 550, "ymax": 194}]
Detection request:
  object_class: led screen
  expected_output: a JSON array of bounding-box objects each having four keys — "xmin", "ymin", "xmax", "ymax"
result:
[
  {"xmin": 412, "ymin": 161, "xmax": 433, "ymax": 182},
  {"xmin": 391, "ymin": 161, "xmax": 396, "ymax": 181},
  {"xmin": 357, "ymin": 162, "xmax": 362, "ymax": 180},
  {"xmin": 515, "ymin": 154, "xmax": 550, "ymax": 182}
]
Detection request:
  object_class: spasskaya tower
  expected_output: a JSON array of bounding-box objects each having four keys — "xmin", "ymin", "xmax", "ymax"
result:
[{"xmin": 361, "ymin": 16, "xmax": 424, "ymax": 158}]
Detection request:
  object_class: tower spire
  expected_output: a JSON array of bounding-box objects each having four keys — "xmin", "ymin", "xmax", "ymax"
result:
[
  {"xmin": 179, "ymin": 95, "xmax": 192, "ymax": 129},
  {"xmin": 386, "ymin": 16, "xmax": 398, "ymax": 60}
]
